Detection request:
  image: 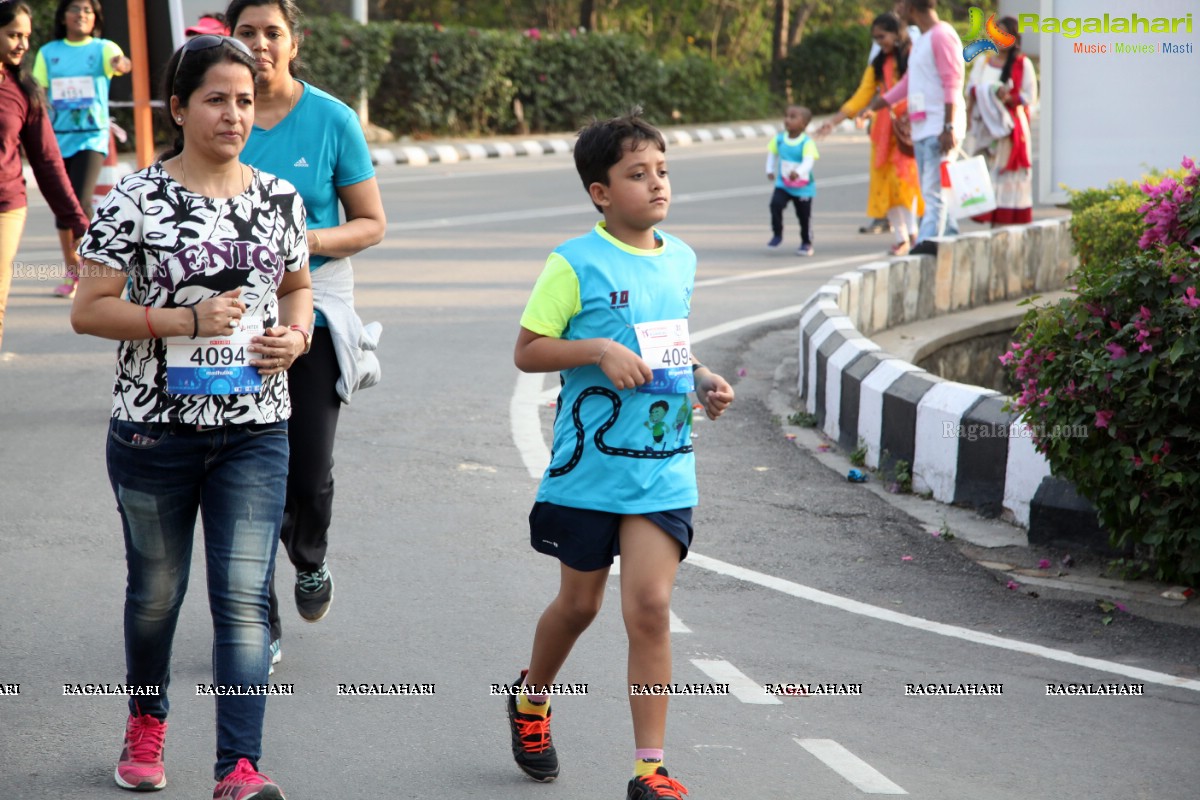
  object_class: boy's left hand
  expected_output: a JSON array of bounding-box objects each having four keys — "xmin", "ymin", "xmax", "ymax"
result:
[{"xmin": 695, "ymin": 370, "xmax": 734, "ymax": 420}]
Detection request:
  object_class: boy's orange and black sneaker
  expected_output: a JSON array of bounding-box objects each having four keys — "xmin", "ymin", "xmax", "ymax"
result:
[
  {"xmin": 505, "ymin": 671, "xmax": 559, "ymax": 782},
  {"xmin": 627, "ymin": 767, "xmax": 689, "ymax": 799}
]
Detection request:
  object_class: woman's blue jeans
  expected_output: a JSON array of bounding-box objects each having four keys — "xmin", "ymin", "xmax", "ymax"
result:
[{"xmin": 107, "ymin": 418, "xmax": 288, "ymax": 779}]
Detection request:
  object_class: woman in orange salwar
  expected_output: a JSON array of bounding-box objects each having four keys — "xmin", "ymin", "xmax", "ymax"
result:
[{"xmin": 818, "ymin": 12, "xmax": 923, "ymax": 255}]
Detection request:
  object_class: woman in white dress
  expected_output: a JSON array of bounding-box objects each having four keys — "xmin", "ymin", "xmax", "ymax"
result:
[{"xmin": 965, "ymin": 16, "xmax": 1037, "ymax": 225}]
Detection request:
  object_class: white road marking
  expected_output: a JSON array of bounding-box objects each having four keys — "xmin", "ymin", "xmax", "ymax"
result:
[
  {"xmin": 795, "ymin": 739, "xmax": 908, "ymax": 795},
  {"xmin": 690, "ymin": 658, "xmax": 781, "ymax": 704},
  {"xmin": 695, "ymin": 254, "xmax": 877, "ymax": 289},
  {"xmin": 686, "ymin": 552, "xmax": 1200, "ymax": 693},
  {"xmin": 387, "ymin": 175, "xmax": 868, "ymax": 232},
  {"xmin": 511, "ymin": 371, "xmax": 551, "ymax": 479},
  {"xmin": 670, "ymin": 610, "xmax": 692, "ymax": 633}
]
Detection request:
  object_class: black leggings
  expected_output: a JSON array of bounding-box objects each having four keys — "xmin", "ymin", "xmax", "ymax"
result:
[
  {"xmin": 269, "ymin": 326, "xmax": 342, "ymax": 640},
  {"xmin": 769, "ymin": 188, "xmax": 813, "ymax": 245},
  {"xmin": 57, "ymin": 149, "xmax": 105, "ymax": 228}
]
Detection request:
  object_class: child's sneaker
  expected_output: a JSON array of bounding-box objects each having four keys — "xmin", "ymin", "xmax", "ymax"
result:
[
  {"xmin": 627, "ymin": 766, "xmax": 689, "ymax": 799},
  {"xmin": 796, "ymin": 243, "xmax": 814, "ymax": 257},
  {"xmin": 766, "ymin": 234, "xmax": 782, "ymax": 248},
  {"xmin": 114, "ymin": 713, "xmax": 168, "ymax": 791},
  {"xmin": 212, "ymin": 758, "xmax": 284, "ymax": 800},
  {"xmin": 52, "ymin": 271, "xmax": 78, "ymax": 299},
  {"xmin": 505, "ymin": 671, "xmax": 559, "ymax": 781}
]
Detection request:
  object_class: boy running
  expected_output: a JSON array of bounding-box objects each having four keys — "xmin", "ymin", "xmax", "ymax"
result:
[{"xmin": 507, "ymin": 110, "xmax": 734, "ymax": 799}]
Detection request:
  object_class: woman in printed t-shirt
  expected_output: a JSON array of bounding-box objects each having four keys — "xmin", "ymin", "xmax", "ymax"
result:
[
  {"xmin": 70, "ymin": 34, "xmax": 310, "ymax": 800},
  {"xmin": 33, "ymin": 0, "xmax": 131, "ymax": 298},
  {"xmin": 225, "ymin": 0, "xmax": 387, "ymax": 669}
]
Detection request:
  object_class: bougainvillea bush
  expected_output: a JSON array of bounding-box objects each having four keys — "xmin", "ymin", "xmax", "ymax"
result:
[{"xmin": 1003, "ymin": 157, "xmax": 1200, "ymax": 584}]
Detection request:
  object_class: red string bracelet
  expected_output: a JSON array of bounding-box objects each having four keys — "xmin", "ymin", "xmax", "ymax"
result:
[{"xmin": 145, "ymin": 306, "xmax": 159, "ymax": 339}]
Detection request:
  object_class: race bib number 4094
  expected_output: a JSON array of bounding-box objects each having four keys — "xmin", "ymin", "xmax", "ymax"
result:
[
  {"xmin": 634, "ymin": 319, "xmax": 694, "ymax": 395},
  {"xmin": 166, "ymin": 315, "xmax": 264, "ymax": 395}
]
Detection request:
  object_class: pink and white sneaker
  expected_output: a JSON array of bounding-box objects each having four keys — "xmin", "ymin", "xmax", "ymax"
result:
[
  {"xmin": 114, "ymin": 713, "xmax": 168, "ymax": 791},
  {"xmin": 213, "ymin": 758, "xmax": 285, "ymax": 800},
  {"xmin": 52, "ymin": 268, "xmax": 78, "ymax": 299}
]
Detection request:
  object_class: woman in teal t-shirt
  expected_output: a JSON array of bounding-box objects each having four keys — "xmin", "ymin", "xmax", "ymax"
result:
[
  {"xmin": 33, "ymin": 0, "xmax": 131, "ymax": 298},
  {"xmin": 226, "ymin": 0, "xmax": 387, "ymax": 673}
]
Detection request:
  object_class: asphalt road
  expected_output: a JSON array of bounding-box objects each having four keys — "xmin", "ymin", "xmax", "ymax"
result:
[{"xmin": 2, "ymin": 134, "xmax": 1198, "ymax": 799}]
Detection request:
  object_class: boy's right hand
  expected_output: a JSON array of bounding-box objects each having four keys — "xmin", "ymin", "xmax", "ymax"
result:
[
  {"xmin": 598, "ymin": 340, "xmax": 653, "ymax": 390},
  {"xmin": 767, "ymin": 172, "xmax": 775, "ymax": 181}
]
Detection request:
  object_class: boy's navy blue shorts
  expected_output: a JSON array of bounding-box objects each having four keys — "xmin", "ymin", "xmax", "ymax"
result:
[{"xmin": 529, "ymin": 502, "xmax": 693, "ymax": 572}]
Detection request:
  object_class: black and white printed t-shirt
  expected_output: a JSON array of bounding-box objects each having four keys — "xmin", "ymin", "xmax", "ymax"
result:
[{"xmin": 78, "ymin": 162, "xmax": 308, "ymax": 425}]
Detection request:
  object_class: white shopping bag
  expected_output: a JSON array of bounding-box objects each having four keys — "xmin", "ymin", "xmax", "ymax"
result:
[{"xmin": 945, "ymin": 155, "xmax": 997, "ymax": 219}]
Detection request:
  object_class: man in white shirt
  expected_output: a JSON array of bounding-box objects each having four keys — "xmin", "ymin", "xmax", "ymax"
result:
[{"xmin": 870, "ymin": 0, "xmax": 966, "ymax": 255}]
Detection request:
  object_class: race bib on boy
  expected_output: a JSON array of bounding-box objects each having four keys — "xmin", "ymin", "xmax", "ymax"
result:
[
  {"xmin": 780, "ymin": 159, "xmax": 810, "ymax": 188},
  {"xmin": 50, "ymin": 76, "xmax": 96, "ymax": 110},
  {"xmin": 634, "ymin": 319, "xmax": 695, "ymax": 395},
  {"xmin": 166, "ymin": 316, "xmax": 264, "ymax": 395}
]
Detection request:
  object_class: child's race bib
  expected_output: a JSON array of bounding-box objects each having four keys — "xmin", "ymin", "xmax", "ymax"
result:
[
  {"xmin": 634, "ymin": 319, "xmax": 695, "ymax": 395},
  {"xmin": 780, "ymin": 159, "xmax": 810, "ymax": 188}
]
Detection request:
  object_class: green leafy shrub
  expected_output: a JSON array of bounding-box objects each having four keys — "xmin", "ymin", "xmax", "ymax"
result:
[
  {"xmin": 368, "ymin": 22, "xmax": 774, "ymax": 136},
  {"xmin": 1004, "ymin": 157, "xmax": 1200, "ymax": 585},
  {"xmin": 1064, "ymin": 169, "xmax": 1192, "ymax": 282},
  {"xmin": 300, "ymin": 14, "xmax": 399, "ymax": 112},
  {"xmin": 512, "ymin": 29, "xmax": 661, "ymax": 133},
  {"xmin": 373, "ymin": 23, "xmax": 523, "ymax": 135},
  {"xmin": 785, "ymin": 25, "xmax": 873, "ymax": 115}
]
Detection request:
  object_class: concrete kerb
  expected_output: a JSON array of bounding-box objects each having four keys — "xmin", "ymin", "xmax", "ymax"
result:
[
  {"xmin": 22, "ymin": 121, "xmax": 783, "ymax": 186},
  {"xmin": 366, "ymin": 120, "xmax": 780, "ymax": 167},
  {"xmin": 795, "ymin": 218, "xmax": 1085, "ymax": 543}
]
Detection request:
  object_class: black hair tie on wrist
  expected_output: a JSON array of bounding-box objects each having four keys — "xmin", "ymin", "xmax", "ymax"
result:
[{"xmin": 189, "ymin": 305, "xmax": 199, "ymax": 339}]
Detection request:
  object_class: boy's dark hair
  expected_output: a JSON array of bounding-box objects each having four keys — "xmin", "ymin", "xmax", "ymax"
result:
[
  {"xmin": 909, "ymin": 0, "xmax": 936, "ymax": 11},
  {"xmin": 574, "ymin": 108, "xmax": 666, "ymax": 212},
  {"xmin": 650, "ymin": 400, "xmax": 669, "ymax": 414},
  {"xmin": 53, "ymin": 0, "xmax": 106, "ymax": 41}
]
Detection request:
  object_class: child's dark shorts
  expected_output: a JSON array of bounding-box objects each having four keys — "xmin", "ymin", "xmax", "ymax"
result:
[{"xmin": 529, "ymin": 502, "xmax": 693, "ymax": 572}]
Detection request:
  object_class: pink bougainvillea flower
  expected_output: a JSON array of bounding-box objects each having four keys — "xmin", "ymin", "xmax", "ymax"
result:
[
  {"xmin": 1109, "ymin": 320, "xmax": 1121, "ymax": 330},
  {"xmin": 1094, "ymin": 410, "xmax": 1114, "ymax": 428},
  {"xmin": 1132, "ymin": 455, "xmax": 1143, "ymax": 467},
  {"xmin": 1038, "ymin": 559, "xmax": 1051, "ymax": 569},
  {"xmin": 1105, "ymin": 343, "xmax": 1127, "ymax": 360},
  {"xmin": 1183, "ymin": 286, "xmax": 1200, "ymax": 309},
  {"xmin": 1161, "ymin": 440, "xmax": 1172, "ymax": 455},
  {"xmin": 1139, "ymin": 306, "xmax": 1152, "ymax": 321},
  {"xmin": 1183, "ymin": 155, "xmax": 1195, "ymax": 170},
  {"xmin": 1006, "ymin": 580, "xmax": 1020, "ymax": 590},
  {"xmin": 901, "ymin": 555, "xmax": 914, "ymax": 562},
  {"xmin": 1139, "ymin": 342, "xmax": 1153, "ymax": 353}
]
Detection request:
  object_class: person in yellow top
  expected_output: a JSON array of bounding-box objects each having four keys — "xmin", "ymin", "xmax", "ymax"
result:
[{"xmin": 818, "ymin": 11, "xmax": 923, "ymax": 256}]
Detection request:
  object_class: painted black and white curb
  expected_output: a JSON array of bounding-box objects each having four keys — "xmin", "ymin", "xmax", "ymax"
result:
[
  {"xmin": 796, "ymin": 219, "xmax": 1112, "ymax": 551},
  {"xmin": 369, "ymin": 122, "xmax": 779, "ymax": 166}
]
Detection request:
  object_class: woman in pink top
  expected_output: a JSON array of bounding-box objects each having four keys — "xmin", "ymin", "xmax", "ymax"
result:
[{"xmin": 0, "ymin": 2, "xmax": 88, "ymax": 352}]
